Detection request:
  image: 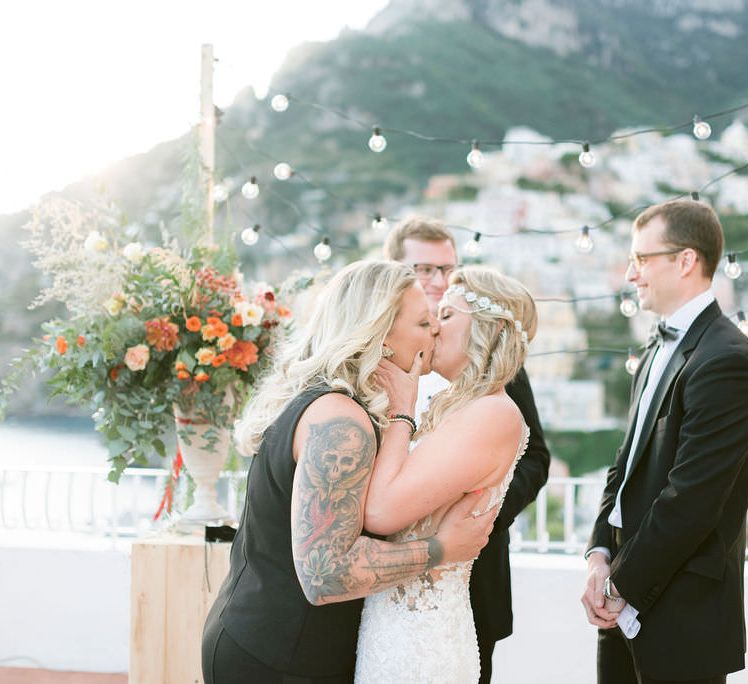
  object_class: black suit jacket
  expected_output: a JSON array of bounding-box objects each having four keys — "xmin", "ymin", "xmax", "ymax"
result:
[
  {"xmin": 470, "ymin": 366, "xmax": 550, "ymax": 643},
  {"xmin": 589, "ymin": 301, "xmax": 748, "ymax": 679}
]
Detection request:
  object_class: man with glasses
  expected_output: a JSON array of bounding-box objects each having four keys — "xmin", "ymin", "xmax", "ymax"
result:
[
  {"xmin": 384, "ymin": 216, "xmax": 550, "ymax": 683},
  {"xmin": 582, "ymin": 199, "xmax": 748, "ymax": 684}
]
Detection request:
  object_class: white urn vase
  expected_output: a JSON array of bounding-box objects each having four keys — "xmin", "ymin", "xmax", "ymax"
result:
[{"xmin": 174, "ymin": 406, "xmax": 232, "ymax": 524}]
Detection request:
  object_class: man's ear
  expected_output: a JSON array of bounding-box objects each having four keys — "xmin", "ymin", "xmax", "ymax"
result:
[{"xmin": 680, "ymin": 248, "xmax": 700, "ymax": 277}]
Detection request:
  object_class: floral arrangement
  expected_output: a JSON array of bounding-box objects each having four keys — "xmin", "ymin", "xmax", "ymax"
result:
[{"xmin": 0, "ymin": 194, "xmax": 293, "ymax": 482}]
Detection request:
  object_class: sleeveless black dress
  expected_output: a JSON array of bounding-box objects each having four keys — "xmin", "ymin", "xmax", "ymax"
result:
[{"xmin": 202, "ymin": 385, "xmax": 380, "ymax": 683}]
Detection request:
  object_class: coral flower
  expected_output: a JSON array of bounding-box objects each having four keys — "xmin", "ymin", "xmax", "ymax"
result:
[
  {"xmin": 194, "ymin": 371, "xmax": 210, "ymax": 383},
  {"xmin": 276, "ymin": 305, "xmax": 293, "ymax": 322},
  {"xmin": 124, "ymin": 344, "xmax": 150, "ymax": 371},
  {"xmin": 56, "ymin": 336, "xmax": 68, "ymax": 355},
  {"xmin": 211, "ymin": 354, "xmax": 227, "ymax": 368},
  {"xmin": 145, "ymin": 316, "xmax": 180, "ymax": 352},
  {"xmin": 225, "ymin": 340, "xmax": 259, "ymax": 371},
  {"xmin": 231, "ymin": 313, "xmax": 243, "ymax": 327},
  {"xmin": 76, "ymin": 335, "xmax": 86, "ymax": 347},
  {"xmin": 186, "ymin": 316, "xmax": 202, "ymax": 332},
  {"xmin": 175, "ymin": 361, "xmax": 187, "ymax": 371},
  {"xmin": 109, "ymin": 365, "xmax": 122, "ymax": 381},
  {"xmin": 176, "ymin": 370, "xmax": 191, "ymax": 380}
]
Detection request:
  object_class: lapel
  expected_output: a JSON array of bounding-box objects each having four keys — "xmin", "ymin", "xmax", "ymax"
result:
[
  {"xmin": 616, "ymin": 344, "xmax": 658, "ymax": 470},
  {"xmin": 626, "ymin": 301, "xmax": 722, "ymax": 477}
]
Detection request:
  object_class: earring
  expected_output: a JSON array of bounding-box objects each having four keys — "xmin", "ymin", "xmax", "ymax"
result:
[{"xmin": 381, "ymin": 346, "xmax": 395, "ymax": 359}]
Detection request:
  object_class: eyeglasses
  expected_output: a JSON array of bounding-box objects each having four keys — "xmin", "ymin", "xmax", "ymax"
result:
[
  {"xmin": 410, "ymin": 263, "xmax": 460, "ymax": 281},
  {"xmin": 627, "ymin": 249, "xmax": 685, "ymax": 271}
]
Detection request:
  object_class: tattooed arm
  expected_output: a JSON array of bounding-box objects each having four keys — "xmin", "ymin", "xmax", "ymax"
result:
[{"xmin": 291, "ymin": 393, "xmax": 491, "ymax": 606}]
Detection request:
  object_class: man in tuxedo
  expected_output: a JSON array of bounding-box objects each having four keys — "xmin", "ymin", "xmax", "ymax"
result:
[
  {"xmin": 582, "ymin": 199, "xmax": 748, "ymax": 684},
  {"xmin": 384, "ymin": 216, "xmax": 550, "ymax": 683}
]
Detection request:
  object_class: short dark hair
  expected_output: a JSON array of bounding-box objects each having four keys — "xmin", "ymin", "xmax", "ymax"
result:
[
  {"xmin": 383, "ymin": 216, "xmax": 457, "ymax": 262},
  {"xmin": 633, "ymin": 199, "xmax": 724, "ymax": 279}
]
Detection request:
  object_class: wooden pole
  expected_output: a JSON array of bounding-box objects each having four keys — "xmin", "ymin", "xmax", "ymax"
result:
[{"xmin": 199, "ymin": 44, "xmax": 215, "ymax": 246}]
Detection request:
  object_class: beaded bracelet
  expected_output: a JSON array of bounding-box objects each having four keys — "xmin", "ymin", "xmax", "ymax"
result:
[{"xmin": 389, "ymin": 413, "xmax": 417, "ymax": 437}]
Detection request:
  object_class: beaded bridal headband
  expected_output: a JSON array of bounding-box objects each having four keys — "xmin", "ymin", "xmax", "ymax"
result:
[{"xmin": 440, "ymin": 284, "xmax": 529, "ymax": 343}]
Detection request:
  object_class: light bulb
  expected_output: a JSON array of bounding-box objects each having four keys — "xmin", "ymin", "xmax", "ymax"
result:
[
  {"xmin": 692, "ymin": 116, "xmax": 711, "ymax": 140},
  {"xmin": 576, "ymin": 226, "xmax": 594, "ymax": 253},
  {"xmin": 690, "ymin": 191, "xmax": 700, "ymax": 201},
  {"xmin": 371, "ymin": 214, "xmax": 389, "ymax": 231},
  {"xmin": 619, "ymin": 293, "xmax": 638, "ymax": 318},
  {"xmin": 578, "ymin": 143, "xmax": 595, "ymax": 168},
  {"xmin": 313, "ymin": 237, "xmax": 332, "ymax": 263},
  {"xmin": 273, "ymin": 162, "xmax": 293, "ymax": 181},
  {"xmin": 368, "ymin": 127, "xmax": 387, "ymax": 153},
  {"xmin": 467, "ymin": 141, "xmax": 483, "ymax": 169},
  {"xmin": 241, "ymin": 177, "xmax": 260, "ymax": 199},
  {"xmin": 625, "ymin": 349, "xmax": 640, "ymax": 376},
  {"xmin": 464, "ymin": 232, "xmax": 482, "ymax": 257},
  {"xmin": 271, "ymin": 94, "xmax": 289, "ymax": 112},
  {"xmin": 724, "ymin": 253, "xmax": 742, "ymax": 280},
  {"xmin": 737, "ymin": 311, "xmax": 748, "ymax": 336},
  {"xmin": 213, "ymin": 183, "xmax": 229, "ymax": 203},
  {"xmin": 241, "ymin": 225, "xmax": 260, "ymax": 246}
]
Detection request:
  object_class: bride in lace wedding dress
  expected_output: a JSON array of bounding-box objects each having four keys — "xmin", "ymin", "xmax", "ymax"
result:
[{"xmin": 355, "ymin": 267, "xmax": 537, "ymax": 683}]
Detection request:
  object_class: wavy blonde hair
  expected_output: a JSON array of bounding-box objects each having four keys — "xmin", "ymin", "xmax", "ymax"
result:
[
  {"xmin": 235, "ymin": 260, "xmax": 417, "ymax": 456},
  {"xmin": 417, "ymin": 266, "xmax": 537, "ymax": 437}
]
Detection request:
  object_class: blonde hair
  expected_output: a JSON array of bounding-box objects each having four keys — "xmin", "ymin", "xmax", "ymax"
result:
[
  {"xmin": 383, "ymin": 216, "xmax": 457, "ymax": 261},
  {"xmin": 418, "ymin": 266, "xmax": 537, "ymax": 437},
  {"xmin": 235, "ymin": 260, "xmax": 416, "ymax": 456}
]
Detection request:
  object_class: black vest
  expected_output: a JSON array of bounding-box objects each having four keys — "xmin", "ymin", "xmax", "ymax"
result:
[{"xmin": 211, "ymin": 385, "xmax": 380, "ymax": 677}]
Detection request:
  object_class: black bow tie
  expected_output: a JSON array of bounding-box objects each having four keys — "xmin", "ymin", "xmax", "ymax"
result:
[{"xmin": 647, "ymin": 321, "xmax": 680, "ymax": 347}]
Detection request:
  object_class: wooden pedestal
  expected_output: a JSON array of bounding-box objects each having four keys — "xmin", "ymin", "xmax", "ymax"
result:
[{"xmin": 129, "ymin": 535, "xmax": 231, "ymax": 684}]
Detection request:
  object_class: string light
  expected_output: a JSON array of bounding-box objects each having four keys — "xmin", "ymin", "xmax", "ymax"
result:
[
  {"xmin": 213, "ymin": 183, "xmax": 229, "ymax": 203},
  {"xmin": 368, "ymin": 127, "xmax": 387, "ymax": 153},
  {"xmin": 371, "ymin": 213, "xmax": 389, "ymax": 231},
  {"xmin": 692, "ymin": 115, "xmax": 712, "ymax": 140},
  {"xmin": 464, "ymin": 232, "xmax": 482, "ymax": 257},
  {"xmin": 578, "ymin": 142, "xmax": 595, "ymax": 168},
  {"xmin": 724, "ymin": 253, "xmax": 742, "ymax": 280},
  {"xmin": 576, "ymin": 226, "xmax": 594, "ymax": 253},
  {"xmin": 619, "ymin": 292, "xmax": 638, "ymax": 318},
  {"xmin": 271, "ymin": 94, "xmax": 289, "ymax": 112},
  {"xmin": 466, "ymin": 141, "xmax": 483, "ymax": 169},
  {"xmin": 241, "ymin": 176, "xmax": 260, "ymax": 199},
  {"xmin": 313, "ymin": 237, "xmax": 332, "ymax": 263},
  {"xmin": 273, "ymin": 162, "xmax": 293, "ymax": 181},
  {"xmin": 737, "ymin": 311, "xmax": 748, "ymax": 336},
  {"xmin": 240, "ymin": 224, "xmax": 260, "ymax": 246},
  {"xmin": 625, "ymin": 348, "xmax": 640, "ymax": 375}
]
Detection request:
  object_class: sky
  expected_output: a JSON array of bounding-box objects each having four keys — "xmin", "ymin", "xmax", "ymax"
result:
[{"xmin": 0, "ymin": 0, "xmax": 389, "ymax": 215}]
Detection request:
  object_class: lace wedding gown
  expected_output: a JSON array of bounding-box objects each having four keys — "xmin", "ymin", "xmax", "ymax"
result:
[{"xmin": 355, "ymin": 423, "xmax": 530, "ymax": 683}]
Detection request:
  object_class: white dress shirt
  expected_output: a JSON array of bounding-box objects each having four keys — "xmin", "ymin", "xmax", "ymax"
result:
[{"xmin": 601, "ymin": 289, "xmax": 715, "ymax": 638}]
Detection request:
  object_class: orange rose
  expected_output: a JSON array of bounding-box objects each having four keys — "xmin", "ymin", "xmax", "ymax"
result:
[
  {"xmin": 195, "ymin": 347, "xmax": 216, "ymax": 365},
  {"xmin": 175, "ymin": 361, "xmax": 187, "ymax": 371},
  {"xmin": 55, "ymin": 336, "xmax": 68, "ymax": 355},
  {"xmin": 76, "ymin": 335, "xmax": 86, "ymax": 347},
  {"xmin": 176, "ymin": 370, "xmax": 191, "ymax": 380},
  {"xmin": 211, "ymin": 354, "xmax": 227, "ymax": 368},
  {"xmin": 186, "ymin": 316, "xmax": 202, "ymax": 332},
  {"xmin": 231, "ymin": 313, "xmax": 243, "ymax": 327},
  {"xmin": 205, "ymin": 316, "xmax": 229, "ymax": 338},
  {"xmin": 225, "ymin": 340, "xmax": 259, "ymax": 371},
  {"xmin": 194, "ymin": 371, "xmax": 210, "ymax": 383},
  {"xmin": 109, "ymin": 365, "xmax": 122, "ymax": 381}
]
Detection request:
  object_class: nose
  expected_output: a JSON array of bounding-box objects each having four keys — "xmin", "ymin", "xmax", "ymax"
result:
[
  {"xmin": 430, "ymin": 314, "xmax": 440, "ymax": 335},
  {"xmin": 625, "ymin": 261, "xmax": 638, "ymax": 283}
]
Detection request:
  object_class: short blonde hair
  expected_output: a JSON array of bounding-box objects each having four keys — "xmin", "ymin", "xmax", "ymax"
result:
[
  {"xmin": 235, "ymin": 260, "xmax": 416, "ymax": 456},
  {"xmin": 418, "ymin": 266, "xmax": 536, "ymax": 436},
  {"xmin": 383, "ymin": 216, "xmax": 457, "ymax": 261}
]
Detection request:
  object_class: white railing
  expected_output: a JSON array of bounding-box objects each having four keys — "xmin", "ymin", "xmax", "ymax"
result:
[
  {"xmin": 0, "ymin": 465, "xmax": 247, "ymax": 540},
  {"xmin": 1, "ymin": 468, "xmax": 743, "ymax": 557}
]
